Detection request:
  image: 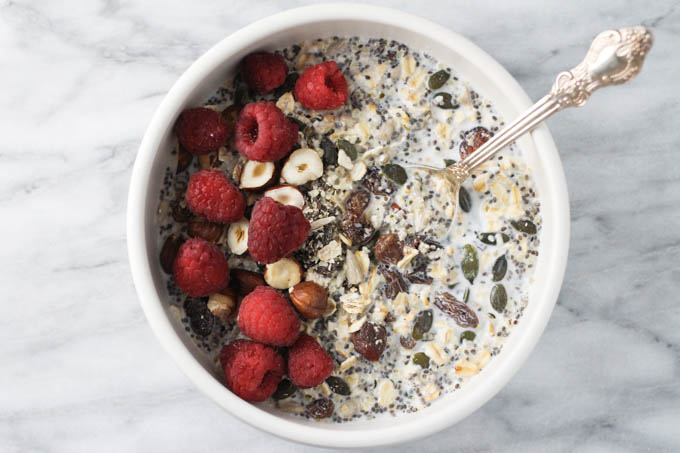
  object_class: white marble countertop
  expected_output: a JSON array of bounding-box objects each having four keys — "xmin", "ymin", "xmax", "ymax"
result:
[{"xmin": 2, "ymin": 1, "xmax": 679, "ymax": 451}]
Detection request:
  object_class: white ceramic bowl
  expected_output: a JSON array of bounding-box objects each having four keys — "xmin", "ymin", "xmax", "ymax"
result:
[{"xmin": 127, "ymin": 3, "xmax": 569, "ymax": 448}]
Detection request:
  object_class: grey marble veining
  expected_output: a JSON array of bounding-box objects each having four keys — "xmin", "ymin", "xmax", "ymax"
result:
[{"xmin": 1, "ymin": 1, "xmax": 679, "ymax": 452}]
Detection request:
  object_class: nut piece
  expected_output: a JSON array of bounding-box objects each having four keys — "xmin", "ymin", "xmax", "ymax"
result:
[
  {"xmin": 264, "ymin": 257, "xmax": 303, "ymax": 289},
  {"xmin": 290, "ymin": 281, "xmax": 328, "ymax": 319},
  {"xmin": 207, "ymin": 289, "xmax": 236, "ymax": 322},
  {"xmin": 159, "ymin": 234, "xmax": 184, "ymax": 274},
  {"xmin": 239, "ymin": 160, "xmax": 276, "ymax": 190},
  {"xmin": 187, "ymin": 217, "xmax": 223, "ymax": 242},
  {"xmin": 230, "ymin": 269, "xmax": 265, "ymax": 298},
  {"xmin": 264, "ymin": 185, "xmax": 305, "ymax": 209},
  {"xmin": 227, "ymin": 218, "xmax": 249, "ymax": 255},
  {"xmin": 281, "ymin": 148, "xmax": 323, "ymax": 185}
]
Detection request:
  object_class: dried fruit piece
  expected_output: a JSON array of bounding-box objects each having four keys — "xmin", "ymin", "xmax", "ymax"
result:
[
  {"xmin": 351, "ymin": 322, "xmax": 387, "ymax": 362},
  {"xmin": 461, "ymin": 244, "xmax": 479, "ymax": 284},
  {"xmin": 272, "ymin": 378, "xmax": 296, "ymax": 400},
  {"xmin": 460, "ymin": 330, "xmax": 476, "ymax": 343},
  {"xmin": 510, "ymin": 219, "xmax": 537, "ymax": 235},
  {"xmin": 378, "ymin": 265, "xmax": 409, "ymax": 299},
  {"xmin": 373, "ymin": 233, "xmax": 404, "ymax": 265},
  {"xmin": 460, "ymin": 126, "xmax": 493, "ymax": 159},
  {"xmin": 411, "ymin": 309, "xmax": 433, "ymax": 341},
  {"xmin": 325, "ymin": 376, "xmax": 351, "ymax": 396},
  {"xmin": 428, "ymin": 70, "xmax": 450, "ymax": 90},
  {"xmin": 458, "ymin": 186, "xmax": 472, "ymax": 213},
  {"xmin": 400, "ymin": 335, "xmax": 416, "ymax": 349},
  {"xmin": 490, "ymin": 284, "xmax": 508, "ymax": 313},
  {"xmin": 176, "ymin": 145, "xmax": 193, "ymax": 174},
  {"xmin": 187, "ymin": 218, "xmax": 223, "ymax": 242},
  {"xmin": 412, "ymin": 352, "xmax": 430, "ymax": 369},
  {"xmin": 230, "ymin": 269, "xmax": 265, "ymax": 298},
  {"xmin": 183, "ymin": 298, "xmax": 215, "ymax": 337},
  {"xmin": 290, "ymin": 281, "xmax": 328, "ymax": 319},
  {"xmin": 345, "ymin": 189, "xmax": 371, "ymax": 216},
  {"xmin": 406, "ymin": 258, "xmax": 433, "ymax": 284},
  {"xmin": 361, "ymin": 166, "xmax": 394, "ymax": 195},
  {"xmin": 306, "ymin": 398, "xmax": 334, "ymax": 419},
  {"xmin": 492, "ymin": 255, "xmax": 508, "ymax": 282},
  {"xmin": 381, "ymin": 163, "xmax": 407, "ymax": 185},
  {"xmin": 339, "ymin": 213, "xmax": 375, "ymax": 246},
  {"xmin": 434, "ymin": 292, "xmax": 479, "ymax": 328},
  {"xmin": 337, "ymin": 139, "xmax": 358, "ymax": 160},
  {"xmin": 160, "ymin": 234, "xmax": 184, "ymax": 274},
  {"xmin": 478, "ymin": 232, "xmax": 510, "ymax": 246}
]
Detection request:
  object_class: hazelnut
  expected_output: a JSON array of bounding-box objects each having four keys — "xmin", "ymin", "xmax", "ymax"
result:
[
  {"xmin": 207, "ymin": 289, "xmax": 236, "ymax": 322},
  {"xmin": 264, "ymin": 257, "xmax": 302, "ymax": 289},
  {"xmin": 230, "ymin": 269, "xmax": 265, "ymax": 298},
  {"xmin": 290, "ymin": 281, "xmax": 328, "ymax": 319}
]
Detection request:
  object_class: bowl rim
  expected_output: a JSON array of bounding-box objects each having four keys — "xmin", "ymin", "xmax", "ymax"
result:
[{"xmin": 127, "ymin": 3, "xmax": 569, "ymax": 448}]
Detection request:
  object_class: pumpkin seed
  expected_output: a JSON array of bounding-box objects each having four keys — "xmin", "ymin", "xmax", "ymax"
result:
[
  {"xmin": 458, "ymin": 186, "xmax": 472, "ymax": 213},
  {"xmin": 381, "ymin": 164, "xmax": 407, "ymax": 185},
  {"xmin": 411, "ymin": 309, "xmax": 433, "ymax": 341},
  {"xmin": 461, "ymin": 244, "xmax": 478, "ymax": 284},
  {"xmin": 325, "ymin": 376, "xmax": 351, "ymax": 395},
  {"xmin": 463, "ymin": 287, "xmax": 470, "ymax": 303},
  {"xmin": 272, "ymin": 379, "xmax": 296, "ymax": 400},
  {"xmin": 412, "ymin": 352, "xmax": 430, "ymax": 369},
  {"xmin": 443, "ymin": 158, "xmax": 456, "ymax": 167},
  {"xmin": 488, "ymin": 312, "xmax": 496, "ymax": 319},
  {"xmin": 492, "ymin": 255, "xmax": 507, "ymax": 282},
  {"xmin": 490, "ymin": 284, "xmax": 508, "ymax": 313},
  {"xmin": 337, "ymin": 139, "xmax": 358, "ymax": 160},
  {"xmin": 320, "ymin": 137, "xmax": 338, "ymax": 166},
  {"xmin": 428, "ymin": 70, "xmax": 451, "ymax": 90},
  {"xmin": 433, "ymin": 92, "xmax": 458, "ymax": 109},
  {"xmin": 460, "ymin": 331, "xmax": 476, "ymax": 343},
  {"xmin": 510, "ymin": 219, "xmax": 537, "ymax": 235},
  {"xmin": 478, "ymin": 232, "xmax": 510, "ymax": 246}
]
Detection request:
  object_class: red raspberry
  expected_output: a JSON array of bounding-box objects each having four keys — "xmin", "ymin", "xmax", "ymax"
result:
[
  {"xmin": 185, "ymin": 170, "xmax": 245, "ymax": 223},
  {"xmin": 173, "ymin": 238, "xmax": 229, "ymax": 297},
  {"xmin": 219, "ymin": 339, "xmax": 285, "ymax": 402},
  {"xmin": 234, "ymin": 101, "xmax": 298, "ymax": 162},
  {"xmin": 294, "ymin": 61, "xmax": 348, "ymax": 110},
  {"xmin": 287, "ymin": 334, "xmax": 334, "ymax": 388},
  {"xmin": 174, "ymin": 107, "xmax": 231, "ymax": 155},
  {"xmin": 238, "ymin": 286, "xmax": 301, "ymax": 346},
  {"xmin": 240, "ymin": 52, "xmax": 288, "ymax": 94},
  {"xmin": 247, "ymin": 197, "xmax": 310, "ymax": 264}
]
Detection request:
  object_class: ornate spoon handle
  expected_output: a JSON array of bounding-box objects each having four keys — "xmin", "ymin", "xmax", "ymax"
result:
[{"xmin": 456, "ymin": 26, "xmax": 653, "ymax": 174}]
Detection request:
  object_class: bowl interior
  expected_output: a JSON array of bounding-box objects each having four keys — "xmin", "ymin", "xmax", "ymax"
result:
[{"xmin": 129, "ymin": 5, "xmax": 569, "ymax": 448}]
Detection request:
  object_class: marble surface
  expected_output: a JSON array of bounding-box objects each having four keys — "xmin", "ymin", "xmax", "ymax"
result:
[{"xmin": 1, "ymin": 0, "xmax": 679, "ymax": 451}]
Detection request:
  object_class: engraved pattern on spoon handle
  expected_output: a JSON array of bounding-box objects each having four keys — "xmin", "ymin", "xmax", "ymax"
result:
[{"xmin": 456, "ymin": 26, "xmax": 653, "ymax": 174}]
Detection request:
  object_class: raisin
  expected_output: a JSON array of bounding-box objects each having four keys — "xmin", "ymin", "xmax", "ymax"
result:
[
  {"xmin": 434, "ymin": 292, "xmax": 479, "ymax": 328},
  {"xmin": 325, "ymin": 376, "xmax": 351, "ymax": 395},
  {"xmin": 373, "ymin": 233, "xmax": 404, "ymax": 265},
  {"xmin": 360, "ymin": 166, "xmax": 394, "ymax": 196},
  {"xmin": 306, "ymin": 398, "xmax": 334, "ymax": 419},
  {"xmin": 345, "ymin": 189, "xmax": 371, "ymax": 216},
  {"xmin": 378, "ymin": 265, "xmax": 409, "ymax": 299},
  {"xmin": 405, "ymin": 255, "xmax": 432, "ymax": 284},
  {"xmin": 400, "ymin": 335, "xmax": 416, "ymax": 349},
  {"xmin": 339, "ymin": 213, "xmax": 375, "ymax": 246},
  {"xmin": 183, "ymin": 298, "xmax": 215, "ymax": 337},
  {"xmin": 459, "ymin": 126, "xmax": 493, "ymax": 159},
  {"xmin": 159, "ymin": 234, "xmax": 184, "ymax": 274},
  {"xmin": 272, "ymin": 379, "xmax": 296, "ymax": 400},
  {"xmin": 187, "ymin": 218, "xmax": 223, "ymax": 242},
  {"xmin": 351, "ymin": 322, "xmax": 387, "ymax": 361}
]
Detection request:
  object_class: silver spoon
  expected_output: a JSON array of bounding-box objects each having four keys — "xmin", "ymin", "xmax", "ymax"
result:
[{"xmin": 407, "ymin": 26, "xmax": 653, "ymax": 215}]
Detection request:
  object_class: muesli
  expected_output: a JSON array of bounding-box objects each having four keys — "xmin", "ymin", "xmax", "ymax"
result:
[{"xmin": 156, "ymin": 36, "xmax": 541, "ymax": 422}]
